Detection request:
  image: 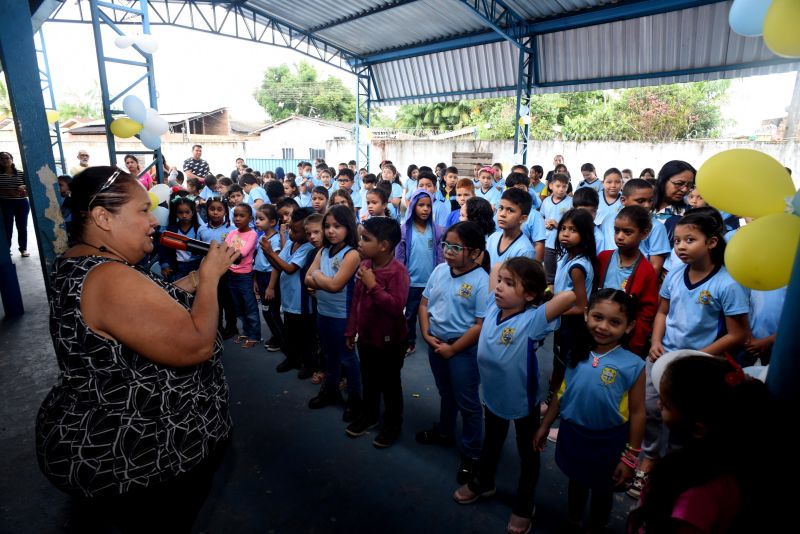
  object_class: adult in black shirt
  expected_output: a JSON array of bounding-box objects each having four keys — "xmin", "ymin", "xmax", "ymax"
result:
[{"xmin": 183, "ymin": 144, "xmax": 210, "ymax": 180}]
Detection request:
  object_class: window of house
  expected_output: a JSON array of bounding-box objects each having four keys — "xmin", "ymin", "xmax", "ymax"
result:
[
  {"xmin": 281, "ymin": 148, "xmax": 295, "ymax": 160},
  {"xmin": 309, "ymin": 148, "xmax": 325, "ymax": 161}
]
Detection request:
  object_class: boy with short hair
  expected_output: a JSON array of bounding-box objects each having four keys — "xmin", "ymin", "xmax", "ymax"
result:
[
  {"xmin": 505, "ymin": 172, "xmax": 545, "ymax": 261},
  {"xmin": 446, "ymin": 178, "xmax": 475, "ymax": 228},
  {"xmin": 434, "ymin": 167, "xmax": 460, "ymax": 226},
  {"xmin": 621, "ymin": 168, "xmax": 633, "ymax": 183},
  {"xmin": 337, "ymin": 169, "xmax": 360, "ymax": 212},
  {"xmin": 359, "ymin": 173, "xmax": 379, "ymax": 221},
  {"xmin": 311, "ymin": 186, "xmax": 329, "ymax": 215},
  {"xmin": 345, "ymin": 217, "xmax": 410, "ymax": 448},
  {"xmin": 599, "ymin": 178, "xmax": 670, "ymax": 278},
  {"xmin": 242, "ymin": 173, "xmax": 268, "ymax": 208},
  {"xmin": 577, "ymin": 162, "xmax": 603, "ymax": 193},
  {"xmin": 541, "ymin": 173, "xmax": 573, "ymax": 285},
  {"xmin": 486, "ymin": 188, "xmax": 537, "ymax": 271},
  {"xmin": 571, "ymin": 187, "xmax": 606, "ymax": 254}
]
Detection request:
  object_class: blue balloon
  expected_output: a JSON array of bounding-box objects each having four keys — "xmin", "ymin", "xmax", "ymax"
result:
[
  {"xmin": 729, "ymin": 0, "xmax": 772, "ymax": 37},
  {"xmin": 138, "ymin": 130, "xmax": 161, "ymax": 150},
  {"xmin": 791, "ymin": 190, "xmax": 800, "ymax": 216}
]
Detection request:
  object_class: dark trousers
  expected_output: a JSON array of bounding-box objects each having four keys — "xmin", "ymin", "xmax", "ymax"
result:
[
  {"xmin": 543, "ymin": 247, "xmax": 558, "ymax": 285},
  {"xmin": 568, "ymin": 479, "xmax": 614, "ymax": 529},
  {"xmin": 359, "ymin": 340, "xmax": 405, "ymax": 430},
  {"xmin": 254, "ymin": 271, "xmax": 284, "ymax": 345},
  {"xmin": 469, "ymin": 406, "xmax": 541, "ymax": 518},
  {"xmin": 68, "ymin": 438, "xmax": 228, "ymax": 534},
  {"xmin": 551, "ymin": 315, "xmax": 583, "ymax": 398},
  {"xmin": 217, "ymin": 271, "xmax": 238, "ymax": 333},
  {"xmin": 0, "ymin": 197, "xmax": 29, "ymax": 252},
  {"xmin": 404, "ymin": 286, "xmax": 425, "ymax": 346},
  {"xmin": 283, "ymin": 312, "xmax": 317, "ymax": 369}
]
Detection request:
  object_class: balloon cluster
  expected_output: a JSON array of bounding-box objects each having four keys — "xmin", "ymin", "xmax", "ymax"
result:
[
  {"xmin": 114, "ymin": 33, "xmax": 159, "ymax": 54},
  {"xmin": 729, "ymin": 0, "xmax": 800, "ymax": 58},
  {"xmin": 147, "ymin": 183, "xmax": 171, "ymax": 227},
  {"xmin": 109, "ymin": 95, "xmax": 169, "ymax": 149},
  {"xmin": 517, "ymin": 105, "xmax": 532, "ymax": 127},
  {"xmin": 696, "ymin": 149, "xmax": 800, "ymax": 291}
]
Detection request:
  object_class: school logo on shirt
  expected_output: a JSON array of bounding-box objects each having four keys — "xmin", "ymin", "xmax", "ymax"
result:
[
  {"xmin": 428, "ymin": 238, "xmax": 433, "ymax": 249},
  {"xmin": 458, "ymin": 283, "xmax": 473, "ymax": 299},
  {"xmin": 600, "ymin": 367, "xmax": 618, "ymax": 385},
  {"xmin": 697, "ymin": 289, "xmax": 713, "ymax": 306},
  {"xmin": 332, "ymin": 257, "xmax": 341, "ymax": 272},
  {"xmin": 621, "ymin": 278, "xmax": 629, "ymax": 291},
  {"xmin": 499, "ymin": 327, "xmax": 515, "ymax": 345}
]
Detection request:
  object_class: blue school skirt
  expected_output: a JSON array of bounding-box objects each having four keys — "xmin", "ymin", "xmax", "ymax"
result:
[{"xmin": 555, "ymin": 419, "xmax": 629, "ymax": 490}]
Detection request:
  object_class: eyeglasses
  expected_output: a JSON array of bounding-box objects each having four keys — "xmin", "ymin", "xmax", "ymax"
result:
[
  {"xmin": 441, "ymin": 241, "xmax": 466, "ymax": 254},
  {"xmin": 337, "ymin": 179, "xmax": 351, "ymax": 183},
  {"xmin": 669, "ymin": 179, "xmax": 693, "ymax": 191},
  {"xmin": 87, "ymin": 170, "xmax": 121, "ymax": 210}
]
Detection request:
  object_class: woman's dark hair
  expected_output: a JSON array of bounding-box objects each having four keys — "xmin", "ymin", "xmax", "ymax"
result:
[
  {"xmin": 323, "ymin": 204, "xmax": 358, "ymax": 249},
  {"xmin": 653, "ymin": 160, "xmax": 696, "ymax": 211},
  {"xmin": 616, "ymin": 205, "xmax": 652, "ymax": 235},
  {"xmin": 465, "ymin": 197, "xmax": 495, "ymax": 236},
  {"xmin": 446, "ymin": 221, "xmax": 489, "ymax": 273},
  {"xmin": 283, "ymin": 178, "xmax": 299, "ymax": 197},
  {"xmin": 568, "ymin": 289, "xmax": 637, "ymax": 368},
  {"xmin": 124, "ymin": 154, "xmax": 139, "ymax": 165},
  {"xmin": 0, "ymin": 151, "xmax": 19, "ymax": 174},
  {"xmin": 500, "ymin": 257, "xmax": 547, "ymax": 306},
  {"xmin": 205, "ymin": 197, "xmax": 230, "ymax": 225},
  {"xmin": 68, "ymin": 166, "xmax": 139, "ymax": 241},
  {"xmin": 406, "ymin": 164, "xmax": 419, "ymax": 179},
  {"xmin": 675, "ymin": 209, "xmax": 726, "ymax": 267},
  {"xmin": 330, "ymin": 189, "xmax": 355, "ymax": 212},
  {"xmin": 169, "ymin": 196, "xmax": 200, "ymax": 232},
  {"xmin": 257, "ymin": 203, "xmax": 278, "ymax": 225},
  {"xmin": 629, "ymin": 355, "xmax": 771, "ymax": 534},
  {"xmin": 554, "ymin": 208, "xmax": 597, "ymax": 265},
  {"xmin": 312, "ymin": 185, "xmax": 329, "ymax": 199}
]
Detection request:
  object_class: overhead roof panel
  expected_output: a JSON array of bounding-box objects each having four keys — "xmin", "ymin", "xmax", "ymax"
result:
[{"xmin": 504, "ymin": 0, "xmax": 610, "ymax": 20}]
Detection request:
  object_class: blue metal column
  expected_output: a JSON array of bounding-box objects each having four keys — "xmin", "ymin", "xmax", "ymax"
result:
[
  {"xmin": 513, "ymin": 36, "xmax": 534, "ymax": 164},
  {"xmin": 767, "ymin": 242, "xmax": 800, "ymax": 405},
  {"xmin": 355, "ymin": 66, "xmax": 371, "ymax": 171},
  {"xmin": 36, "ymin": 29, "xmax": 67, "ymax": 175},
  {"xmin": 0, "ymin": 0, "xmax": 67, "ymax": 311},
  {"xmin": 89, "ymin": 0, "xmax": 163, "ymax": 181}
]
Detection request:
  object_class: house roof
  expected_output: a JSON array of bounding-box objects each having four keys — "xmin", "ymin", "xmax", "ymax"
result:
[{"xmin": 251, "ymin": 115, "xmax": 354, "ymax": 135}]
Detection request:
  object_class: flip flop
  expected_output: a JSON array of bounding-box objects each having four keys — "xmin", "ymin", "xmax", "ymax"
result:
[
  {"xmin": 233, "ymin": 335, "xmax": 248, "ymax": 344},
  {"xmin": 241, "ymin": 339, "xmax": 259, "ymax": 349}
]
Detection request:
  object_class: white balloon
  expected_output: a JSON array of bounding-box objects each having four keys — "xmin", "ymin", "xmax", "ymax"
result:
[
  {"xmin": 519, "ymin": 105, "xmax": 530, "ymax": 116},
  {"xmin": 122, "ymin": 95, "xmax": 147, "ymax": 124},
  {"xmin": 114, "ymin": 35, "xmax": 134, "ymax": 49},
  {"xmin": 153, "ymin": 206, "xmax": 169, "ymax": 227},
  {"xmin": 142, "ymin": 108, "xmax": 169, "ymax": 136},
  {"xmin": 135, "ymin": 34, "xmax": 159, "ymax": 54},
  {"xmin": 651, "ymin": 350, "xmax": 712, "ymax": 394},
  {"xmin": 521, "ymin": 115, "xmax": 532, "ymax": 125},
  {"xmin": 139, "ymin": 130, "xmax": 161, "ymax": 150},
  {"xmin": 149, "ymin": 183, "xmax": 171, "ymax": 204}
]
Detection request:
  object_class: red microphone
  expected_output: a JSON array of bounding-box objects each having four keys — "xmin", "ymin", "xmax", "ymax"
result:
[{"xmin": 159, "ymin": 231, "xmax": 241, "ymax": 264}]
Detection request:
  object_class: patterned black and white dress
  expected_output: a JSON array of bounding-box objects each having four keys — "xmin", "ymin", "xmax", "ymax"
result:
[{"xmin": 36, "ymin": 256, "xmax": 232, "ymax": 498}]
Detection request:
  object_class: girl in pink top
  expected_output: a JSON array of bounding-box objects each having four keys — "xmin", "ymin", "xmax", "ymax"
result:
[{"xmin": 225, "ymin": 203, "xmax": 261, "ymax": 347}]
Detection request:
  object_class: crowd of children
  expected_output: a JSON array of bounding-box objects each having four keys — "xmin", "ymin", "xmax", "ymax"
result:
[{"xmin": 96, "ymin": 154, "xmax": 785, "ymax": 534}]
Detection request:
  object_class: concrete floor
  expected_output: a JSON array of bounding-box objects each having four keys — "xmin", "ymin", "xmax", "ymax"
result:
[{"xmin": 1, "ymin": 221, "xmax": 637, "ymax": 533}]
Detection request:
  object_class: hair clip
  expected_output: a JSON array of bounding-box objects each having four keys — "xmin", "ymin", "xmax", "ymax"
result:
[{"xmin": 480, "ymin": 166, "xmax": 496, "ymax": 175}]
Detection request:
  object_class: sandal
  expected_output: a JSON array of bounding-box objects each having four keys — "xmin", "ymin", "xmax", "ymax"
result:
[
  {"xmin": 241, "ymin": 339, "xmax": 259, "ymax": 349},
  {"xmin": 233, "ymin": 335, "xmax": 248, "ymax": 344},
  {"xmin": 311, "ymin": 371, "xmax": 326, "ymax": 385},
  {"xmin": 20, "ymin": 250, "xmax": 30, "ymax": 257},
  {"xmin": 626, "ymin": 469, "xmax": 648, "ymax": 499},
  {"xmin": 507, "ymin": 512, "xmax": 532, "ymax": 534},
  {"xmin": 453, "ymin": 484, "xmax": 496, "ymax": 505}
]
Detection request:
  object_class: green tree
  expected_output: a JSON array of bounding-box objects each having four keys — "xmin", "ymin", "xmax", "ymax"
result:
[
  {"xmin": 57, "ymin": 83, "xmax": 102, "ymax": 120},
  {"xmin": 254, "ymin": 61, "xmax": 355, "ymax": 122},
  {"xmin": 0, "ymin": 80, "xmax": 10, "ymax": 118}
]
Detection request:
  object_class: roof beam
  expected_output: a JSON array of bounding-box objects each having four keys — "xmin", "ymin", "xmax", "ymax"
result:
[
  {"xmin": 307, "ymin": 0, "xmax": 419, "ymax": 33},
  {"xmin": 456, "ymin": 0, "xmax": 529, "ymax": 50},
  {"xmin": 353, "ymin": 0, "xmax": 724, "ymax": 66}
]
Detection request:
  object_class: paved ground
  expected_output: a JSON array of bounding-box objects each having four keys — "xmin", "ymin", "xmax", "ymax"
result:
[{"xmin": 1, "ymin": 221, "xmax": 637, "ymax": 533}]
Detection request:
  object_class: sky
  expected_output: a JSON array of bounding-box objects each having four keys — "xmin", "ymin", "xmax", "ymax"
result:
[{"xmin": 40, "ymin": 22, "xmax": 798, "ymax": 136}]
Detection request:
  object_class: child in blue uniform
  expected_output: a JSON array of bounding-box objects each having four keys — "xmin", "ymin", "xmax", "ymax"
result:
[
  {"xmin": 159, "ymin": 196, "xmax": 201, "ymax": 282},
  {"xmin": 537, "ymin": 289, "xmax": 645, "ymax": 531},
  {"xmin": 577, "ymin": 162, "xmax": 603, "ymax": 193},
  {"xmin": 305, "ymin": 205, "xmax": 363, "ymax": 420},
  {"xmin": 417, "ymin": 222, "xmax": 489, "ymax": 485},
  {"xmin": 453, "ymin": 257, "xmax": 576, "ymax": 534},
  {"xmin": 254, "ymin": 204, "xmax": 284, "ymax": 352},
  {"xmin": 486, "ymin": 188, "xmax": 536, "ymax": 271},
  {"xmin": 197, "ymin": 197, "xmax": 237, "ymax": 338},
  {"xmin": 541, "ymin": 173, "xmax": 573, "ymax": 284},
  {"xmin": 475, "ymin": 166, "xmax": 501, "ymax": 210},
  {"xmin": 505, "ymin": 172, "xmax": 546, "ymax": 261},
  {"xmin": 596, "ymin": 168, "xmax": 623, "ymax": 224},
  {"xmin": 638, "ymin": 211, "xmax": 749, "ymax": 497}
]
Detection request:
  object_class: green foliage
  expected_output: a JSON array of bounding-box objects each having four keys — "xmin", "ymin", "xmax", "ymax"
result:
[
  {"xmin": 254, "ymin": 61, "xmax": 355, "ymax": 122},
  {"xmin": 391, "ymin": 81, "xmax": 730, "ymax": 141},
  {"xmin": 0, "ymin": 80, "xmax": 10, "ymax": 118},
  {"xmin": 57, "ymin": 83, "xmax": 102, "ymax": 120}
]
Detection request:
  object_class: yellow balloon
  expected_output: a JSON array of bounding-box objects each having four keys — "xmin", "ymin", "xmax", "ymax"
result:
[
  {"xmin": 148, "ymin": 191, "xmax": 160, "ymax": 212},
  {"xmin": 725, "ymin": 213, "xmax": 800, "ymax": 291},
  {"xmin": 696, "ymin": 149, "xmax": 794, "ymax": 218},
  {"xmin": 45, "ymin": 110, "xmax": 60, "ymax": 124},
  {"xmin": 763, "ymin": 0, "xmax": 800, "ymax": 58},
  {"xmin": 110, "ymin": 117, "xmax": 143, "ymax": 138}
]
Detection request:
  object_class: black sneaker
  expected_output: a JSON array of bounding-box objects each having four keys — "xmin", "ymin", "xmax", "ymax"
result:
[
  {"xmin": 345, "ymin": 417, "xmax": 379, "ymax": 438},
  {"xmin": 265, "ymin": 342, "xmax": 282, "ymax": 352},
  {"xmin": 276, "ymin": 358, "xmax": 298, "ymax": 373},
  {"xmin": 373, "ymin": 428, "xmax": 400, "ymax": 449},
  {"xmin": 415, "ymin": 424, "xmax": 455, "ymax": 446},
  {"xmin": 457, "ymin": 457, "xmax": 478, "ymax": 485},
  {"xmin": 297, "ymin": 366, "xmax": 314, "ymax": 380},
  {"xmin": 308, "ymin": 388, "xmax": 343, "ymax": 409},
  {"xmin": 342, "ymin": 393, "xmax": 362, "ymax": 423}
]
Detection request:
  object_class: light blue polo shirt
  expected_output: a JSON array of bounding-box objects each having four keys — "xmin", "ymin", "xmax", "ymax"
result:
[
  {"xmin": 522, "ymin": 209, "xmax": 546, "ymax": 245},
  {"xmin": 558, "ymin": 346, "xmax": 645, "ymax": 430},
  {"xmin": 247, "ymin": 186, "xmax": 268, "ymax": 207},
  {"xmin": 197, "ymin": 222, "xmax": 235, "ymax": 245},
  {"xmin": 278, "ymin": 239, "xmax": 315, "ymax": 314},
  {"xmin": 407, "ymin": 224, "xmax": 435, "ymax": 287},
  {"xmin": 423, "ymin": 263, "xmax": 489, "ymax": 342},
  {"xmin": 749, "ymin": 287, "xmax": 786, "ymax": 340},
  {"xmin": 597, "ymin": 194, "xmax": 622, "ymax": 225},
  {"xmin": 540, "ymin": 195, "xmax": 573, "ymax": 249},
  {"xmin": 640, "ymin": 215, "xmax": 671, "ymax": 258},
  {"xmin": 577, "ymin": 179, "xmax": 604, "ymax": 194},
  {"xmin": 660, "ymin": 264, "xmax": 749, "ymax": 352},
  {"xmin": 486, "ymin": 230, "xmax": 536, "ymax": 270},
  {"xmin": 475, "ymin": 186, "xmax": 501, "ymax": 210},
  {"xmin": 478, "ymin": 298, "xmax": 559, "ymax": 419},
  {"xmin": 254, "ymin": 231, "xmax": 281, "ymax": 272},
  {"xmin": 315, "ymin": 245, "xmax": 357, "ymax": 319},
  {"xmin": 602, "ymin": 250, "xmax": 635, "ymax": 292},
  {"xmin": 554, "ymin": 254, "xmax": 594, "ymax": 296}
]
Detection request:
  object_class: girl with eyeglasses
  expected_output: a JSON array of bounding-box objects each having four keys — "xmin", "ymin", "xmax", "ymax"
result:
[{"xmin": 416, "ymin": 221, "xmax": 489, "ymax": 486}]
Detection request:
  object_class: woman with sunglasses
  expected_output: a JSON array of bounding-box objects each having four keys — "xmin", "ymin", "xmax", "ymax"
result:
[
  {"xmin": 35, "ymin": 166, "xmax": 238, "ymax": 532},
  {"xmin": 0, "ymin": 151, "xmax": 31, "ymax": 257}
]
